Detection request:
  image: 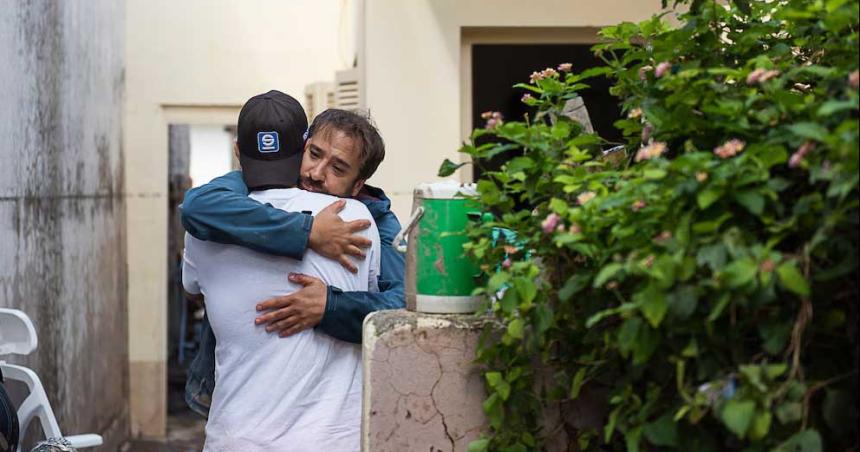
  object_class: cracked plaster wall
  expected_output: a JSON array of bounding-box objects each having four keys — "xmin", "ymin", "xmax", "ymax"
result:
[
  {"xmin": 0, "ymin": 1, "xmax": 128, "ymax": 449},
  {"xmin": 363, "ymin": 310, "xmax": 608, "ymax": 451},
  {"xmin": 363, "ymin": 311, "xmax": 488, "ymax": 451}
]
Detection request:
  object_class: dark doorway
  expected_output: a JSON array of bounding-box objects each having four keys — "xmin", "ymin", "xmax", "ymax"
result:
[{"xmin": 471, "ymin": 43, "xmax": 623, "ymax": 181}]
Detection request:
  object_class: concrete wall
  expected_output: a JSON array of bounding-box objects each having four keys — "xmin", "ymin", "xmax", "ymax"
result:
[
  {"xmin": 361, "ymin": 0, "xmax": 664, "ymax": 221},
  {"xmin": 363, "ymin": 310, "xmax": 608, "ymax": 451},
  {"xmin": 0, "ymin": 1, "xmax": 128, "ymax": 450},
  {"xmin": 363, "ymin": 311, "xmax": 488, "ymax": 451},
  {"xmin": 124, "ymin": 0, "xmax": 351, "ymax": 436}
]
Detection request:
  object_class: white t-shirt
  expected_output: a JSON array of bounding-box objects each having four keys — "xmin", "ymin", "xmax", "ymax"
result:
[{"xmin": 182, "ymin": 188, "xmax": 380, "ymax": 452}]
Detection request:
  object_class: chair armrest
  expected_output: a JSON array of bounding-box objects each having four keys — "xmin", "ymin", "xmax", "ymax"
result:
[{"xmin": 65, "ymin": 434, "xmax": 104, "ymax": 448}]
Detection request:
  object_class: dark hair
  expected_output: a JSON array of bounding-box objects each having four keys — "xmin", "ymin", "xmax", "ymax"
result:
[{"xmin": 307, "ymin": 109, "xmax": 385, "ymax": 180}]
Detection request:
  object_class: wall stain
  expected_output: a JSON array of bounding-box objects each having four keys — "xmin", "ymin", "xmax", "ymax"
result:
[{"xmin": 1, "ymin": 1, "xmax": 128, "ymax": 450}]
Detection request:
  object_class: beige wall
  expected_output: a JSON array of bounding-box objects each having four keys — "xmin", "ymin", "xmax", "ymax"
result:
[
  {"xmin": 124, "ymin": 0, "xmax": 350, "ymax": 437},
  {"xmin": 124, "ymin": 0, "xmax": 664, "ymax": 438},
  {"xmin": 361, "ymin": 0, "xmax": 664, "ymax": 222}
]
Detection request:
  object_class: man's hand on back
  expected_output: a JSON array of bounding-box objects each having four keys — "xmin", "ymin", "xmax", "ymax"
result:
[
  {"xmin": 255, "ymin": 273, "xmax": 327, "ymax": 337},
  {"xmin": 308, "ymin": 200, "xmax": 372, "ymax": 274}
]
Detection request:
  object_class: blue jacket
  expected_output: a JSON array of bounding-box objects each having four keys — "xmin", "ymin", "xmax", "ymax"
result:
[
  {"xmin": 180, "ymin": 170, "xmax": 405, "ymax": 343},
  {"xmin": 180, "ymin": 171, "xmax": 405, "ymax": 417}
]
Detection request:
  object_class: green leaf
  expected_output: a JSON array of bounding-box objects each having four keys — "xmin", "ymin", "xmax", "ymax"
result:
[
  {"xmin": 438, "ymin": 158, "xmax": 467, "ymax": 177},
  {"xmin": 644, "ymin": 168, "xmax": 667, "ymax": 180},
  {"xmin": 534, "ymin": 304, "xmax": 553, "ymax": 334},
  {"xmin": 636, "ymin": 285, "xmax": 669, "ymax": 328},
  {"xmin": 559, "ymin": 273, "xmax": 590, "ymax": 301},
  {"xmin": 549, "ymin": 197, "xmax": 569, "ymax": 214},
  {"xmin": 788, "ymin": 122, "xmax": 829, "ymax": 142},
  {"xmin": 643, "ymin": 414, "xmax": 679, "ymax": 447},
  {"xmin": 776, "ymin": 401, "xmax": 803, "ymax": 424},
  {"xmin": 764, "ymin": 363, "xmax": 787, "ymax": 380},
  {"xmin": 774, "ymin": 430, "xmax": 822, "ymax": 452},
  {"xmin": 777, "ymin": 261, "xmax": 810, "ymax": 296},
  {"xmin": 570, "ymin": 368, "xmax": 587, "ymax": 399},
  {"xmin": 496, "ymin": 379, "xmax": 511, "ymax": 401},
  {"xmin": 697, "ymin": 243, "xmax": 727, "ymax": 270},
  {"xmin": 759, "ymin": 321, "xmax": 791, "ymax": 355},
  {"xmin": 733, "ymin": 191, "xmax": 765, "ymax": 215},
  {"xmin": 667, "ymin": 285, "xmax": 698, "ymax": 320},
  {"xmin": 748, "ymin": 410, "xmax": 772, "ymax": 440},
  {"xmin": 499, "ymin": 289, "xmax": 519, "ymax": 314},
  {"xmin": 507, "ymin": 318, "xmax": 525, "ymax": 339},
  {"xmin": 707, "ymin": 293, "xmax": 732, "ymax": 322},
  {"xmin": 817, "ymin": 99, "xmax": 857, "ymax": 116},
  {"xmin": 720, "ymin": 399, "xmax": 755, "ymax": 438},
  {"xmin": 697, "ymin": 187, "xmax": 723, "ymax": 209},
  {"xmin": 468, "ymin": 439, "xmax": 490, "ymax": 452},
  {"xmin": 488, "ymin": 272, "xmax": 510, "ymax": 292},
  {"xmin": 593, "ymin": 263, "xmax": 624, "ymax": 288},
  {"xmin": 722, "ymin": 257, "xmax": 758, "ymax": 288},
  {"xmin": 514, "ymin": 278, "xmax": 537, "ymax": 304},
  {"xmin": 482, "ymin": 393, "xmax": 503, "ymax": 429}
]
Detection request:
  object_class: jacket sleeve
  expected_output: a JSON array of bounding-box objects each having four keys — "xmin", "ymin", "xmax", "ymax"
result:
[
  {"xmin": 317, "ymin": 210, "xmax": 405, "ymax": 343},
  {"xmin": 180, "ymin": 171, "xmax": 313, "ymax": 260}
]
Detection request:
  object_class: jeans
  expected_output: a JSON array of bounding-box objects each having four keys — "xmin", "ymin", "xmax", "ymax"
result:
[{"xmin": 185, "ymin": 314, "xmax": 215, "ymax": 418}]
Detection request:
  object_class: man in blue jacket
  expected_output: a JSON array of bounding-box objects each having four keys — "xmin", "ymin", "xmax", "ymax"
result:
[{"xmin": 181, "ymin": 108, "xmax": 404, "ymax": 416}]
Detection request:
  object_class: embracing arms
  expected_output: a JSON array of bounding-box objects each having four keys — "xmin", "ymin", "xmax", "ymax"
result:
[{"xmin": 180, "ymin": 171, "xmax": 405, "ymax": 343}]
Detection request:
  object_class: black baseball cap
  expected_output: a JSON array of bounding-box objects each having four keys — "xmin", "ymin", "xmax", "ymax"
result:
[{"xmin": 237, "ymin": 90, "xmax": 308, "ymax": 189}]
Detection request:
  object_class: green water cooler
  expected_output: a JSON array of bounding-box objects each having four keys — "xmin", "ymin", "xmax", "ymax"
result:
[{"xmin": 397, "ymin": 181, "xmax": 482, "ymax": 313}]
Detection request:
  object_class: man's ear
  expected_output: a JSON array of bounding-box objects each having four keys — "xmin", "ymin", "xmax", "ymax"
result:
[
  {"xmin": 350, "ymin": 179, "xmax": 366, "ymax": 197},
  {"xmin": 233, "ymin": 141, "xmax": 240, "ymax": 160}
]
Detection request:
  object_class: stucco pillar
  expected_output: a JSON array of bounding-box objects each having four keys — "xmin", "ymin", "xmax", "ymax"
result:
[{"xmin": 362, "ymin": 310, "xmax": 488, "ymax": 451}]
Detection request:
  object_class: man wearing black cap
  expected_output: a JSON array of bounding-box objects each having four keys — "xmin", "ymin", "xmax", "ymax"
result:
[
  {"xmin": 181, "ymin": 102, "xmax": 403, "ymax": 419},
  {"xmin": 182, "ymin": 90, "xmax": 379, "ymax": 451}
]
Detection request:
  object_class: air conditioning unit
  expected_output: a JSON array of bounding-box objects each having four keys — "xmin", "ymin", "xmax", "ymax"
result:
[
  {"xmin": 334, "ymin": 68, "xmax": 362, "ymax": 110},
  {"xmin": 304, "ymin": 81, "xmax": 335, "ymax": 121}
]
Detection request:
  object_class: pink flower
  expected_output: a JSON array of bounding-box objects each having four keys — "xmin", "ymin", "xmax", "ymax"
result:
[
  {"xmin": 639, "ymin": 65, "xmax": 653, "ymax": 81},
  {"xmin": 577, "ymin": 191, "xmax": 597, "ymax": 205},
  {"xmin": 635, "ymin": 141, "xmax": 667, "ymax": 162},
  {"xmin": 655, "ymin": 61, "xmax": 672, "ymax": 78},
  {"xmin": 502, "ymin": 258, "xmax": 512, "ymax": 269},
  {"xmin": 504, "ymin": 245, "xmax": 518, "ymax": 255},
  {"xmin": 760, "ymin": 259, "xmax": 775, "ymax": 273},
  {"xmin": 632, "ymin": 200, "xmax": 647, "ymax": 211},
  {"xmin": 570, "ymin": 223, "xmax": 582, "ymax": 234},
  {"xmin": 483, "ymin": 111, "xmax": 503, "ymax": 130},
  {"xmin": 541, "ymin": 213, "xmax": 560, "ymax": 234},
  {"xmin": 760, "ymin": 70, "xmax": 780, "ymax": 82},
  {"xmin": 713, "ymin": 139, "xmax": 746, "ymax": 159},
  {"xmin": 849, "ymin": 70, "xmax": 859, "ymax": 89},
  {"xmin": 556, "ymin": 224, "xmax": 567, "ymax": 233},
  {"xmin": 530, "ymin": 67, "xmax": 560, "ymax": 83},
  {"xmin": 557, "ymin": 63, "xmax": 573, "ymax": 72},
  {"xmin": 789, "ymin": 141, "xmax": 815, "ymax": 168},
  {"xmin": 746, "ymin": 68, "xmax": 780, "ymax": 85},
  {"xmin": 521, "ymin": 93, "xmax": 534, "ymax": 103},
  {"xmin": 642, "ymin": 254, "xmax": 655, "ymax": 268},
  {"xmin": 543, "ymin": 68, "xmax": 559, "ymax": 78},
  {"xmin": 654, "ymin": 230, "xmax": 672, "ymax": 242}
]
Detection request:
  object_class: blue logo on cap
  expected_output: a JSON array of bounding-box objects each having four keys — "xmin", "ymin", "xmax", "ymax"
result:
[{"xmin": 257, "ymin": 131, "xmax": 280, "ymax": 153}]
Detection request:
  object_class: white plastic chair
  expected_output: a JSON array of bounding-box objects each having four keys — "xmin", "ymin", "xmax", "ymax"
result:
[{"xmin": 0, "ymin": 308, "xmax": 103, "ymax": 451}]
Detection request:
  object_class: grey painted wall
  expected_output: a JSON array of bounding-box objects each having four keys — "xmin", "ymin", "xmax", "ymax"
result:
[{"xmin": 0, "ymin": 1, "xmax": 128, "ymax": 449}]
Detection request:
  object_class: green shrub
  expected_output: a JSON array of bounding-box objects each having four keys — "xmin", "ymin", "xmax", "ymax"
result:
[{"xmin": 443, "ymin": 1, "xmax": 859, "ymax": 450}]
